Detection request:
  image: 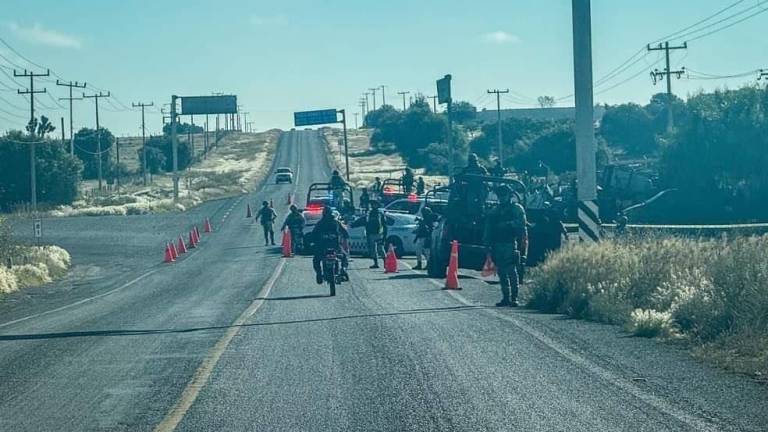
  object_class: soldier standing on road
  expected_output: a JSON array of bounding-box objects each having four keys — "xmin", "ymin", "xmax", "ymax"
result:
[
  {"xmin": 371, "ymin": 177, "xmax": 383, "ymax": 200},
  {"xmin": 351, "ymin": 201, "xmax": 388, "ymax": 269},
  {"xmin": 484, "ymin": 185, "xmax": 528, "ymax": 307},
  {"xmin": 461, "ymin": 153, "xmax": 489, "ymax": 176},
  {"xmin": 255, "ymin": 200, "xmax": 278, "ymax": 246},
  {"xmin": 413, "ymin": 207, "xmax": 437, "ymax": 270}
]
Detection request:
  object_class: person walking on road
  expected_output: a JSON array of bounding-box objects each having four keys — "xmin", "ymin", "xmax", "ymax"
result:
[
  {"xmin": 255, "ymin": 200, "xmax": 278, "ymax": 246},
  {"xmin": 413, "ymin": 207, "xmax": 437, "ymax": 270},
  {"xmin": 484, "ymin": 185, "xmax": 527, "ymax": 307},
  {"xmin": 281, "ymin": 204, "xmax": 306, "ymax": 254},
  {"xmin": 352, "ymin": 201, "xmax": 387, "ymax": 269}
]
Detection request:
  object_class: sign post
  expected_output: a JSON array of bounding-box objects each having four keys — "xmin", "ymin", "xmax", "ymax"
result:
[
  {"xmin": 436, "ymin": 74, "xmax": 453, "ymax": 179},
  {"xmin": 293, "ymin": 109, "xmax": 350, "ymax": 180},
  {"xmin": 33, "ymin": 218, "xmax": 42, "ymax": 246}
]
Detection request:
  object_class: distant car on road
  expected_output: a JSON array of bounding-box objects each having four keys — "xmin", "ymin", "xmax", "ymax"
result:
[
  {"xmin": 275, "ymin": 167, "xmax": 293, "ymax": 184},
  {"xmin": 347, "ymin": 210, "xmax": 418, "ymax": 258}
]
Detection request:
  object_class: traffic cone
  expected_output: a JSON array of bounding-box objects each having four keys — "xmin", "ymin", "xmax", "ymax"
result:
[
  {"xmin": 246, "ymin": 203, "xmax": 253, "ymax": 218},
  {"xmin": 170, "ymin": 241, "xmax": 178, "ymax": 259},
  {"xmin": 194, "ymin": 226, "xmax": 201, "ymax": 242},
  {"xmin": 177, "ymin": 235, "xmax": 187, "ymax": 254},
  {"xmin": 444, "ymin": 240, "xmax": 461, "ymax": 290},
  {"xmin": 163, "ymin": 243, "xmax": 175, "ymax": 263},
  {"xmin": 281, "ymin": 229, "xmax": 292, "ymax": 257},
  {"xmin": 204, "ymin": 217, "xmax": 213, "ymax": 233},
  {"xmin": 286, "ymin": 193, "xmax": 291, "ymax": 205},
  {"xmin": 384, "ymin": 244, "xmax": 398, "ymax": 273},
  {"xmin": 188, "ymin": 230, "xmax": 197, "ymax": 249}
]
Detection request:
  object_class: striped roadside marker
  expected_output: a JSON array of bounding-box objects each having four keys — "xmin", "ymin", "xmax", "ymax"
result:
[{"xmin": 578, "ymin": 200, "xmax": 600, "ymax": 243}]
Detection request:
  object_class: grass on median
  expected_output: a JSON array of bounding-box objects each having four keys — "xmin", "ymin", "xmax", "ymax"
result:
[{"xmin": 524, "ymin": 235, "xmax": 768, "ymax": 380}]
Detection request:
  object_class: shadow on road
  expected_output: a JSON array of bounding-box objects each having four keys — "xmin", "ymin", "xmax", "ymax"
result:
[{"xmin": 0, "ymin": 305, "xmax": 491, "ymax": 342}]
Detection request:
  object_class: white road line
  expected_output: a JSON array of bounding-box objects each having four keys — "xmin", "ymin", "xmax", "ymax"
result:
[
  {"xmin": 401, "ymin": 262, "xmax": 718, "ymax": 432},
  {"xmin": 0, "ymin": 269, "xmax": 160, "ymax": 329},
  {"xmin": 153, "ymin": 259, "xmax": 286, "ymax": 432}
]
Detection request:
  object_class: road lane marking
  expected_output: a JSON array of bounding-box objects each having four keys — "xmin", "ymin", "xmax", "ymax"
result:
[
  {"xmin": 154, "ymin": 259, "xmax": 286, "ymax": 432},
  {"xmin": 401, "ymin": 262, "xmax": 718, "ymax": 432},
  {"xmin": 0, "ymin": 269, "xmax": 160, "ymax": 329}
]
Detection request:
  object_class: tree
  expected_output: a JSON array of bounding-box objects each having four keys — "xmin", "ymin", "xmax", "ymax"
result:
[
  {"xmin": 645, "ymin": 92, "xmax": 687, "ymax": 135},
  {"xmin": 450, "ymin": 101, "xmax": 477, "ymax": 125},
  {"xmin": 162, "ymin": 122, "xmax": 204, "ymax": 136},
  {"xmin": 73, "ymin": 127, "xmax": 115, "ymax": 180},
  {"xmin": 365, "ymin": 104, "xmax": 399, "ymax": 129},
  {"xmin": 537, "ymin": 96, "xmax": 556, "ymax": 108},
  {"xmin": 144, "ymin": 134, "xmax": 193, "ymax": 172},
  {"xmin": 512, "ymin": 122, "xmax": 576, "ymax": 174},
  {"xmin": 0, "ymin": 132, "xmax": 81, "ymax": 209},
  {"xmin": 37, "ymin": 116, "xmax": 56, "ymax": 137},
  {"xmin": 469, "ymin": 117, "xmax": 551, "ymax": 161},
  {"xmin": 600, "ymin": 103, "xmax": 657, "ymax": 155}
]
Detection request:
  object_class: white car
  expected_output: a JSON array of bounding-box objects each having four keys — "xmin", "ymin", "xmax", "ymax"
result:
[
  {"xmin": 347, "ymin": 211, "xmax": 418, "ymax": 258},
  {"xmin": 383, "ymin": 197, "xmax": 448, "ymax": 217},
  {"xmin": 275, "ymin": 167, "xmax": 293, "ymax": 184}
]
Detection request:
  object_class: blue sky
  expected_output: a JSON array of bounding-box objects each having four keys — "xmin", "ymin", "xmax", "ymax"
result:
[{"xmin": 0, "ymin": 0, "xmax": 766, "ymax": 136}]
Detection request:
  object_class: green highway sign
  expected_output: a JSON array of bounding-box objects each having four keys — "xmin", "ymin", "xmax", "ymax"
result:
[
  {"xmin": 436, "ymin": 74, "xmax": 452, "ymax": 104},
  {"xmin": 181, "ymin": 95, "xmax": 237, "ymax": 115},
  {"xmin": 294, "ymin": 109, "xmax": 339, "ymax": 127}
]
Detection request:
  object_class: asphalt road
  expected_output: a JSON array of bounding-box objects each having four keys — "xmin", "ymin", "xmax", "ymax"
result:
[{"xmin": 1, "ymin": 130, "xmax": 767, "ymax": 431}]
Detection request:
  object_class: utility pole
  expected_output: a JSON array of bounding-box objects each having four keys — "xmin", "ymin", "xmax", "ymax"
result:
[
  {"xmin": 363, "ymin": 92, "xmax": 370, "ymax": 116},
  {"xmin": 246, "ymin": 121, "xmax": 254, "ymax": 133},
  {"xmin": 353, "ymin": 112, "xmax": 359, "ymax": 129},
  {"xmin": 428, "ymin": 95, "xmax": 438, "ymax": 113},
  {"xmin": 83, "ymin": 91, "xmax": 110, "ymax": 192},
  {"xmin": 56, "ymin": 79, "xmax": 86, "ymax": 156},
  {"xmin": 171, "ymin": 95, "xmax": 179, "ymax": 199},
  {"xmin": 337, "ymin": 109, "xmax": 350, "ymax": 181},
  {"xmin": 647, "ymin": 41, "xmax": 687, "ymax": 132},
  {"xmin": 487, "ymin": 89, "xmax": 510, "ymax": 166},
  {"xmin": 15, "ymin": 68, "xmax": 50, "ymax": 211},
  {"xmin": 60, "ymin": 117, "xmax": 65, "ymax": 144},
  {"xmin": 204, "ymin": 114, "xmax": 209, "ymax": 156},
  {"xmin": 380, "ymin": 85, "xmax": 387, "ymax": 106},
  {"xmin": 397, "ymin": 91, "xmax": 410, "ymax": 111},
  {"xmin": 241, "ymin": 112, "xmax": 249, "ymax": 132},
  {"xmin": 368, "ymin": 87, "xmax": 378, "ymax": 111},
  {"xmin": 572, "ymin": 0, "xmax": 599, "ymax": 243},
  {"xmin": 359, "ymin": 100, "xmax": 367, "ymax": 127},
  {"xmin": 115, "ymin": 137, "xmax": 120, "ymax": 192},
  {"xmin": 132, "ymin": 101, "xmax": 154, "ymax": 185}
]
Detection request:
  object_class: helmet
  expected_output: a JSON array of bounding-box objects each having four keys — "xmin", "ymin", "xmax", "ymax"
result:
[
  {"xmin": 468, "ymin": 153, "xmax": 479, "ymax": 163},
  {"xmin": 289, "ymin": 204, "xmax": 298, "ymax": 212}
]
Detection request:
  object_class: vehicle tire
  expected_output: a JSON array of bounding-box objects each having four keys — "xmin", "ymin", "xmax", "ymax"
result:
[
  {"xmin": 385, "ymin": 236, "xmax": 404, "ymax": 258},
  {"xmin": 427, "ymin": 241, "xmax": 447, "ymax": 278},
  {"xmin": 329, "ymin": 277, "xmax": 336, "ymax": 296}
]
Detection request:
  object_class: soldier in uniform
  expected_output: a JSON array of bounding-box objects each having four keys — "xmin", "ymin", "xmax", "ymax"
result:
[{"xmin": 484, "ymin": 185, "xmax": 528, "ymax": 307}]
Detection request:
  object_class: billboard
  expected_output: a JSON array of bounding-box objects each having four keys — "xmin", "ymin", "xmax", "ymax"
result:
[
  {"xmin": 436, "ymin": 74, "xmax": 452, "ymax": 104},
  {"xmin": 181, "ymin": 95, "xmax": 237, "ymax": 115},
  {"xmin": 294, "ymin": 109, "xmax": 339, "ymax": 127}
]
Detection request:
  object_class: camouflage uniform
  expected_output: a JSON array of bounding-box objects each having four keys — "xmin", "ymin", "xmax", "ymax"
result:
[{"xmin": 484, "ymin": 192, "xmax": 527, "ymax": 306}]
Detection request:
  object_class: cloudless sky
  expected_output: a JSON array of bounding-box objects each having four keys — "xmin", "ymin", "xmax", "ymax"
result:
[{"xmin": 0, "ymin": 0, "xmax": 766, "ymax": 136}]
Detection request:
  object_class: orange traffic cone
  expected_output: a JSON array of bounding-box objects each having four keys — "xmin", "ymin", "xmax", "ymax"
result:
[
  {"xmin": 384, "ymin": 244, "xmax": 398, "ymax": 273},
  {"xmin": 194, "ymin": 226, "xmax": 201, "ymax": 242},
  {"xmin": 188, "ymin": 230, "xmax": 197, "ymax": 249},
  {"xmin": 170, "ymin": 241, "xmax": 178, "ymax": 259},
  {"xmin": 444, "ymin": 240, "xmax": 460, "ymax": 289},
  {"xmin": 204, "ymin": 217, "xmax": 213, "ymax": 233},
  {"xmin": 177, "ymin": 235, "xmax": 187, "ymax": 254},
  {"xmin": 163, "ymin": 243, "xmax": 175, "ymax": 263},
  {"xmin": 282, "ymin": 229, "xmax": 292, "ymax": 257},
  {"xmin": 246, "ymin": 203, "xmax": 253, "ymax": 218}
]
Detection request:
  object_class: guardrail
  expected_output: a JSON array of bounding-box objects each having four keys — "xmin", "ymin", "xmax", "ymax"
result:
[{"xmin": 564, "ymin": 223, "xmax": 768, "ymax": 237}]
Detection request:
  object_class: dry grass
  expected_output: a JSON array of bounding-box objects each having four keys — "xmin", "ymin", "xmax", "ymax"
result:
[
  {"xmin": 321, "ymin": 128, "xmax": 448, "ymax": 190},
  {"xmin": 0, "ymin": 245, "xmax": 71, "ymax": 294},
  {"xmin": 526, "ymin": 235, "xmax": 768, "ymax": 379},
  {"xmin": 51, "ymin": 130, "xmax": 280, "ymax": 217}
]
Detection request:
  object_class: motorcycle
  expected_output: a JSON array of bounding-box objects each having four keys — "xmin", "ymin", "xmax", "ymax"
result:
[{"xmin": 322, "ymin": 248, "xmax": 341, "ymax": 296}]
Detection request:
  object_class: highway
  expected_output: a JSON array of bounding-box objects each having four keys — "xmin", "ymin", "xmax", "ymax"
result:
[{"xmin": 0, "ymin": 130, "xmax": 766, "ymax": 431}]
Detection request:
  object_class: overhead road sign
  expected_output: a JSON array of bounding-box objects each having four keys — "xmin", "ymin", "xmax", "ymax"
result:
[
  {"xmin": 181, "ymin": 95, "xmax": 237, "ymax": 115},
  {"xmin": 294, "ymin": 109, "xmax": 339, "ymax": 127}
]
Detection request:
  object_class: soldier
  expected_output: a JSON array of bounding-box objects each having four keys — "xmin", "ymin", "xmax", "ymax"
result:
[
  {"xmin": 461, "ymin": 153, "xmax": 489, "ymax": 176},
  {"xmin": 416, "ymin": 176, "xmax": 426, "ymax": 196},
  {"xmin": 402, "ymin": 167, "xmax": 415, "ymax": 194},
  {"xmin": 254, "ymin": 201, "xmax": 278, "ymax": 246},
  {"xmin": 281, "ymin": 205, "xmax": 306, "ymax": 254},
  {"xmin": 484, "ymin": 185, "xmax": 528, "ymax": 307}
]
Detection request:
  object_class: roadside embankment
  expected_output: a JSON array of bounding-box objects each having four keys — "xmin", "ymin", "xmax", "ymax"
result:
[
  {"xmin": 321, "ymin": 128, "xmax": 447, "ymax": 190},
  {"xmin": 0, "ymin": 245, "xmax": 71, "ymax": 295},
  {"xmin": 46, "ymin": 130, "xmax": 281, "ymax": 217},
  {"xmin": 525, "ymin": 235, "xmax": 768, "ymax": 381}
]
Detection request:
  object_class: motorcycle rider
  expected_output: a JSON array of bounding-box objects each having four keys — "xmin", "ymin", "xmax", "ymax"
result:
[
  {"xmin": 483, "ymin": 185, "xmax": 528, "ymax": 307},
  {"xmin": 311, "ymin": 206, "xmax": 349, "ymax": 284},
  {"xmin": 281, "ymin": 204, "xmax": 306, "ymax": 254}
]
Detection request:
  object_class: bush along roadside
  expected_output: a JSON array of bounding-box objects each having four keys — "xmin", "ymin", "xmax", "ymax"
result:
[
  {"xmin": 0, "ymin": 245, "xmax": 72, "ymax": 294},
  {"xmin": 525, "ymin": 235, "xmax": 768, "ymax": 382}
]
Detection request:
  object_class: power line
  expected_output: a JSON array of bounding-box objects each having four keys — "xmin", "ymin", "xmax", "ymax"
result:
[
  {"xmin": 648, "ymin": 42, "xmax": 688, "ymax": 131},
  {"xmin": 82, "ymin": 91, "xmax": 111, "ymax": 191},
  {"xmin": 487, "ymin": 89, "xmax": 509, "ymax": 165},
  {"xmin": 57, "ymin": 80, "xmax": 87, "ymax": 156},
  {"xmin": 650, "ymin": 0, "xmax": 747, "ymax": 44}
]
